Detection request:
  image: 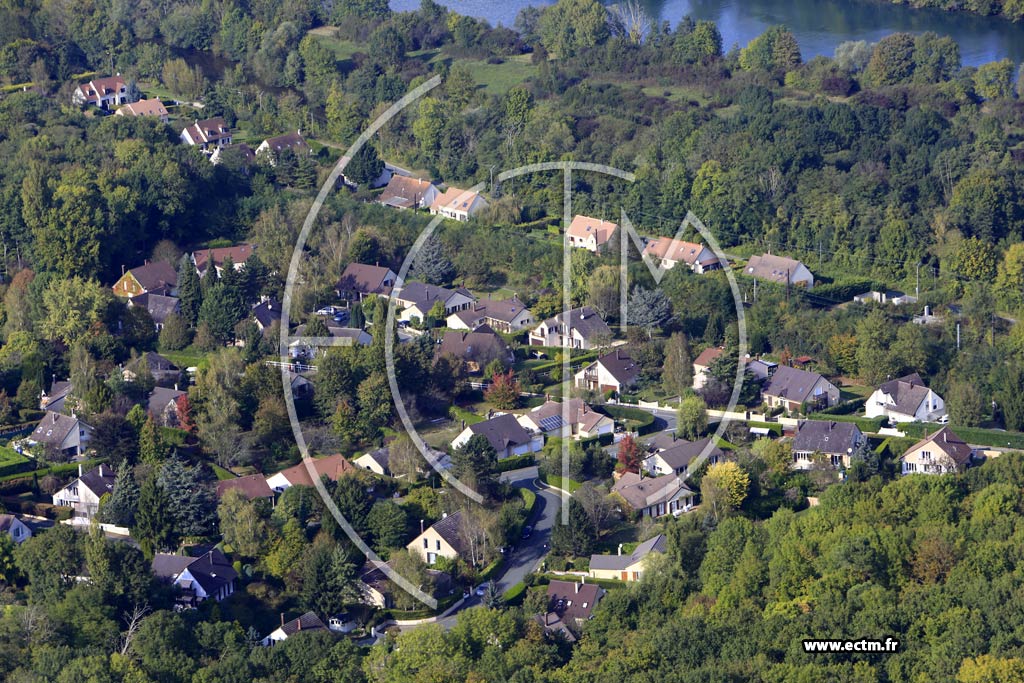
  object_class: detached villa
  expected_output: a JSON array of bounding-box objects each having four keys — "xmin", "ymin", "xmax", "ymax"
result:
[
  {"xmin": 899, "ymin": 427, "xmax": 975, "ymax": 475},
  {"xmin": 429, "ymin": 187, "xmax": 487, "ymax": 221},
  {"xmin": 72, "ymin": 75, "xmax": 127, "ymax": 109},
  {"xmin": 407, "ymin": 511, "xmax": 464, "ymax": 565},
  {"xmin": 865, "ymin": 373, "xmax": 946, "ymax": 424},
  {"xmin": 589, "ymin": 534, "xmax": 666, "ymax": 582},
  {"xmin": 611, "ymin": 472, "xmax": 694, "ymax": 519},
  {"xmin": 52, "ymin": 464, "xmax": 115, "ymax": 520},
  {"xmin": 451, "ymin": 413, "xmax": 543, "ymax": 459},
  {"xmin": 643, "ymin": 238, "xmax": 722, "ymax": 273},
  {"xmin": 566, "ymin": 215, "xmax": 617, "ymax": 254},
  {"xmin": 152, "ymin": 549, "xmax": 238, "ymax": 608},
  {"xmin": 761, "ymin": 365, "xmax": 839, "ymax": 413},
  {"xmin": 529, "ymin": 306, "xmax": 611, "ymax": 350}
]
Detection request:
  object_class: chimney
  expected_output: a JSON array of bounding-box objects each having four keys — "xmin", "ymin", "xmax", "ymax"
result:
[
  {"xmin": 420, "ymin": 519, "xmax": 425, "ymax": 534},
  {"xmin": 98, "ymin": 464, "xmax": 104, "ymax": 477},
  {"xmin": 297, "ymin": 618, "xmax": 302, "ymax": 631},
  {"xmin": 280, "ymin": 613, "xmax": 285, "ymax": 628},
  {"xmin": 121, "ymin": 264, "xmax": 126, "ymax": 276},
  {"xmin": 575, "ymin": 582, "xmax": 580, "ymax": 594},
  {"xmin": 78, "ymin": 464, "xmax": 83, "ymax": 477},
  {"xmin": 617, "ymin": 544, "xmax": 623, "ymax": 556}
]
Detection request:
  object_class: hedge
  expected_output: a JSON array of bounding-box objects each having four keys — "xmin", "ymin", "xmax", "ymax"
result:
[
  {"xmin": 599, "ymin": 405, "xmax": 657, "ymax": 435},
  {"xmin": 806, "ymin": 413, "xmax": 887, "ymax": 434},
  {"xmin": 817, "ymin": 397, "xmax": 867, "ymax": 416},
  {"xmin": 811, "ymin": 278, "xmax": 887, "ymax": 302},
  {"xmin": 899, "ymin": 423, "xmax": 1024, "ymax": 450},
  {"xmin": 0, "ymin": 448, "xmax": 33, "ymax": 478},
  {"xmin": 496, "ymin": 454, "xmax": 536, "ymax": 473},
  {"xmin": 478, "ymin": 557, "xmax": 505, "ymax": 583}
]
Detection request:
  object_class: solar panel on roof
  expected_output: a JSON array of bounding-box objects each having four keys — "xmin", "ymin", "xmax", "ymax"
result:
[{"xmin": 539, "ymin": 416, "xmax": 564, "ymax": 432}]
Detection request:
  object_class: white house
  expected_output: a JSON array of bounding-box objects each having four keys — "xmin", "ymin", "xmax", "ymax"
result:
[
  {"xmin": 429, "ymin": 187, "xmax": 488, "ymax": 221},
  {"xmin": 643, "ymin": 237, "xmax": 722, "ymax": 273},
  {"xmin": 407, "ymin": 511, "xmax": 464, "ymax": 565},
  {"xmin": 900, "ymin": 427, "xmax": 975, "ymax": 475},
  {"xmin": 393, "ymin": 282, "xmax": 475, "ymax": 323},
  {"xmin": 115, "ymin": 98, "xmax": 169, "ymax": 123},
  {"xmin": 611, "ymin": 472, "xmax": 695, "ymax": 519},
  {"xmin": 52, "ymin": 464, "xmax": 115, "ymax": 520},
  {"xmin": 72, "ymin": 75, "xmax": 127, "ymax": 109},
  {"xmin": 517, "ymin": 399, "xmax": 614, "ymax": 440},
  {"xmin": 446, "ymin": 297, "xmax": 535, "ymax": 333},
  {"xmin": 27, "ymin": 412, "xmax": 92, "ymax": 459},
  {"xmin": 353, "ymin": 447, "xmax": 390, "ymax": 477},
  {"xmin": 378, "ymin": 176, "xmax": 440, "ymax": 209},
  {"xmin": 692, "ymin": 347, "xmax": 724, "ymax": 390},
  {"xmin": 262, "ymin": 612, "xmax": 327, "ymax": 645},
  {"xmin": 451, "ymin": 413, "xmax": 544, "ymax": 459},
  {"xmin": 256, "ymin": 131, "xmax": 310, "ymax": 165},
  {"xmin": 790, "ymin": 420, "xmax": 867, "ymax": 470},
  {"xmin": 865, "ymin": 373, "xmax": 946, "ymax": 423},
  {"xmin": 180, "ymin": 117, "xmax": 233, "ymax": 151},
  {"xmin": 575, "ymin": 348, "xmax": 640, "ymax": 394},
  {"xmin": 642, "ymin": 437, "xmax": 724, "ymax": 477},
  {"xmin": 528, "ymin": 306, "xmax": 611, "ymax": 350},
  {"xmin": 745, "ymin": 254, "xmax": 814, "ymax": 289},
  {"xmin": 0, "ymin": 515, "xmax": 32, "ymax": 544},
  {"xmin": 566, "ymin": 215, "xmax": 617, "ymax": 254},
  {"xmin": 589, "ymin": 534, "xmax": 666, "ymax": 582},
  {"xmin": 289, "ymin": 324, "xmax": 372, "ymax": 359},
  {"xmin": 152, "ymin": 549, "xmax": 238, "ymax": 608}
]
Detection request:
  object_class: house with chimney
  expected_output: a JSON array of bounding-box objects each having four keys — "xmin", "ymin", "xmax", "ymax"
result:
[
  {"xmin": 128, "ymin": 293, "xmax": 180, "ymax": 331},
  {"xmin": 761, "ymin": 365, "xmax": 839, "ymax": 413},
  {"xmin": 529, "ymin": 306, "xmax": 611, "ymax": 349},
  {"xmin": 265, "ymin": 453, "xmax": 357, "ymax": 493},
  {"xmin": 357, "ymin": 559, "xmax": 453, "ymax": 608},
  {"xmin": 611, "ymin": 471, "xmax": 694, "ymax": 519},
  {"xmin": 589, "ymin": 534, "xmax": 666, "ymax": 582},
  {"xmin": 643, "ymin": 237, "xmax": 722, "ymax": 273},
  {"xmin": 378, "ymin": 176, "xmax": 440, "ymax": 209},
  {"xmin": 335, "ymin": 263, "xmax": 397, "ymax": 301},
  {"xmin": 40, "ymin": 379, "xmax": 72, "ymax": 413},
  {"xmin": 436, "ymin": 325, "xmax": 514, "ymax": 373},
  {"xmin": 72, "ymin": 75, "xmax": 128, "ymax": 109},
  {"xmin": 899, "ymin": 427, "xmax": 976, "ymax": 475},
  {"xmin": 256, "ymin": 131, "xmax": 310, "ymax": 165},
  {"xmin": 180, "ymin": 117, "xmax": 233, "ymax": 151},
  {"xmin": 392, "ymin": 282, "xmax": 476, "ymax": 323},
  {"xmin": 147, "ymin": 386, "xmax": 186, "ymax": 427},
  {"xmin": 692, "ymin": 347, "xmax": 724, "ymax": 390},
  {"xmin": 642, "ymin": 436, "xmax": 724, "ymax": 477},
  {"xmin": 566, "ymin": 215, "xmax": 617, "ymax": 254},
  {"xmin": 541, "ymin": 580, "xmax": 605, "ymax": 641},
  {"xmin": 52, "ymin": 464, "xmax": 114, "ymax": 519},
  {"xmin": 451, "ymin": 413, "xmax": 544, "ymax": 460},
  {"xmin": 152, "ymin": 549, "xmax": 238, "ymax": 608},
  {"xmin": 517, "ymin": 399, "xmax": 614, "ymax": 440},
  {"xmin": 27, "ymin": 413, "xmax": 92, "ymax": 459},
  {"xmin": 429, "ymin": 187, "xmax": 488, "ymax": 222},
  {"xmin": 262, "ymin": 612, "xmax": 327, "ymax": 645},
  {"xmin": 744, "ymin": 254, "xmax": 814, "ymax": 289},
  {"xmin": 353, "ymin": 447, "xmax": 391, "ymax": 477},
  {"xmin": 115, "ymin": 98, "xmax": 169, "ymax": 123},
  {"xmin": 790, "ymin": 420, "xmax": 867, "ymax": 470},
  {"xmin": 575, "ymin": 348, "xmax": 640, "ymax": 395},
  {"xmin": 112, "ymin": 261, "xmax": 178, "ymax": 298},
  {"xmin": 407, "ymin": 511, "xmax": 464, "ymax": 565},
  {"xmin": 252, "ymin": 298, "xmax": 281, "ymax": 333},
  {"xmin": 865, "ymin": 373, "xmax": 946, "ymax": 424},
  {"xmin": 446, "ymin": 297, "xmax": 534, "ymax": 333}
]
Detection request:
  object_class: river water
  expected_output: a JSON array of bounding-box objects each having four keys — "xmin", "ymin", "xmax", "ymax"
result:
[{"xmin": 391, "ymin": 0, "xmax": 1024, "ymax": 67}]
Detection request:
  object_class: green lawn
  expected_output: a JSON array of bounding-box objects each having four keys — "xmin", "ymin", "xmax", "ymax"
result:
[
  {"xmin": 541, "ymin": 473, "xmax": 580, "ymax": 493},
  {"xmin": 160, "ymin": 347, "xmax": 209, "ymax": 370},
  {"xmin": 211, "ymin": 464, "xmax": 235, "ymax": 480},
  {"xmin": 308, "ymin": 27, "xmax": 361, "ymax": 62},
  {"xmin": 0, "ymin": 447, "xmax": 31, "ymax": 478},
  {"xmin": 450, "ymin": 405, "xmax": 484, "ymax": 425},
  {"xmin": 459, "ymin": 56, "xmax": 536, "ymax": 95}
]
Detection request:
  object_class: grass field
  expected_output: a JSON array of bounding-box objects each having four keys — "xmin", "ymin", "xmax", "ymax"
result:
[
  {"xmin": 160, "ymin": 348, "xmax": 209, "ymax": 370},
  {"xmin": 458, "ymin": 55, "xmax": 536, "ymax": 95},
  {"xmin": 0, "ymin": 447, "xmax": 31, "ymax": 478},
  {"xmin": 308, "ymin": 27, "xmax": 361, "ymax": 62}
]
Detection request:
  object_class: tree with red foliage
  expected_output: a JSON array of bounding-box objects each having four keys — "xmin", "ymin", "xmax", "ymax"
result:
[
  {"xmin": 617, "ymin": 434, "xmax": 642, "ymax": 474},
  {"xmin": 175, "ymin": 393, "xmax": 195, "ymax": 434},
  {"xmin": 484, "ymin": 370, "xmax": 521, "ymax": 410}
]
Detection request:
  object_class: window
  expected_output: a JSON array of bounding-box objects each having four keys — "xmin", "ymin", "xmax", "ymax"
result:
[
  {"xmin": 423, "ymin": 539, "xmax": 428, "ymax": 548},
  {"xmin": 921, "ymin": 450, "xmax": 932, "ymax": 461},
  {"xmin": 905, "ymin": 462, "xmax": 917, "ymax": 472},
  {"xmin": 436, "ymin": 540, "xmax": 440, "ymax": 550}
]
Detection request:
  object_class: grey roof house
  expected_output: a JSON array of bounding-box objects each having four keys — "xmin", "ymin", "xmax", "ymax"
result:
[
  {"xmin": 791, "ymin": 420, "xmax": 867, "ymax": 470},
  {"xmin": 761, "ymin": 365, "xmax": 839, "ymax": 412}
]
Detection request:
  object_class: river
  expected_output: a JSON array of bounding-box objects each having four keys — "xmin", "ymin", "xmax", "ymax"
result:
[{"xmin": 390, "ymin": 0, "xmax": 1024, "ymax": 67}]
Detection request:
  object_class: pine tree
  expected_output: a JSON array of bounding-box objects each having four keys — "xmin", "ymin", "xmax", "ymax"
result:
[
  {"xmin": 101, "ymin": 463, "xmax": 140, "ymax": 527},
  {"xmin": 349, "ymin": 302, "xmax": 365, "ymax": 329},
  {"xmin": 159, "ymin": 312, "xmax": 191, "ymax": 351},
  {"xmin": 138, "ymin": 416, "xmax": 164, "ymax": 464},
  {"xmin": 177, "ymin": 255, "xmax": 202, "ymax": 327},
  {"xmin": 550, "ymin": 498, "xmax": 596, "ymax": 557},
  {"xmin": 411, "ymin": 237, "xmax": 454, "ymax": 285},
  {"xmin": 157, "ymin": 454, "xmax": 218, "ymax": 539},
  {"xmin": 134, "ymin": 475, "xmax": 173, "ymax": 557}
]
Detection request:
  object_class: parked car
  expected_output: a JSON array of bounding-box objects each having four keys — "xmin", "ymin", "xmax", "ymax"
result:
[
  {"xmin": 938, "ymin": 414, "xmax": 950, "ymax": 424},
  {"xmin": 333, "ymin": 311, "xmax": 350, "ymax": 323},
  {"xmin": 475, "ymin": 584, "xmax": 488, "ymax": 597},
  {"xmin": 316, "ymin": 306, "xmax": 338, "ymax": 316}
]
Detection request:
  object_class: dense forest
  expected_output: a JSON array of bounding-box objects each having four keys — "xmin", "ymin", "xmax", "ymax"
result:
[
  {"xmin": 0, "ymin": 0, "xmax": 1023, "ymax": 681},
  {"xmin": 861, "ymin": 0, "xmax": 1024, "ymax": 22}
]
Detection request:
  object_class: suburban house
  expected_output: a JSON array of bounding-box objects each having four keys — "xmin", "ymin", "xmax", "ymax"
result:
[
  {"xmin": 215, "ymin": 474, "xmax": 275, "ymax": 505},
  {"xmin": 407, "ymin": 511, "xmax": 464, "ymax": 565},
  {"xmin": 900, "ymin": 427, "xmax": 975, "ymax": 476},
  {"xmin": 451, "ymin": 413, "xmax": 544, "ymax": 459},
  {"xmin": 125, "ymin": 352, "xmax": 180, "ymax": 384},
  {"xmin": 542, "ymin": 580, "xmax": 605, "ymax": 641},
  {"xmin": 0, "ymin": 514, "xmax": 32, "ymax": 545},
  {"xmin": 288, "ymin": 371, "xmax": 312, "ymax": 400},
  {"xmin": 761, "ymin": 365, "xmax": 839, "ymax": 412},
  {"xmin": 289, "ymin": 325, "xmax": 372, "ymax": 358},
  {"xmin": 147, "ymin": 386, "xmax": 186, "ymax": 427},
  {"xmin": 446, "ymin": 297, "xmax": 534, "ymax": 333},
  {"xmin": 566, "ymin": 214, "xmax": 617, "ymax": 254},
  {"xmin": 52, "ymin": 464, "xmax": 114, "ymax": 519},
  {"xmin": 262, "ymin": 612, "xmax": 327, "ymax": 645},
  {"xmin": 335, "ymin": 263, "xmax": 397, "ymax": 301},
  {"xmin": 112, "ymin": 261, "xmax": 178, "ymax": 298},
  {"xmin": 128, "ymin": 293, "xmax": 180, "ymax": 331},
  {"xmin": 40, "ymin": 380, "xmax": 72, "ymax": 413},
  {"xmin": 353, "ymin": 447, "xmax": 391, "ymax": 477},
  {"xmin": 745, "ymin": 254, "xmax": 814, "ymax": 289},
  {"xmin": 192, "ymin": 244, "xmax": 254, "ymax": 277},
  {"xmin": 28, "ymin": 413, "xmax": 92, "ymax": 459},
  {"xmin": 643, "ymin": 437, "xmax": 724, "ymax": 477},
  {"xmin": 692, "ymin": 347, "xmax": 724, "ymax": 390},
  {"xmin": 854, "ymin": 290, "xmax": 918, "ymax": 306},
  {"xmin": 357, "ymin": 559, "xmax": 453, "ymax": 609},
  {"xmin": 575, "ymin": 348, "xmax": 640, "ymax": 395},
  {"xmin": 436, "ymin": 325, "xmax": 514, "ymax": 373},
  {"xmin": 338, "ymin": 154, "xmax": 393, "ymax": 189},
  {"xmin": 589, "ymin": 534, "xmax": 666, "ymax": 582},
  {"xmin": 429, "ymin": 187, "xmax": 488, "ymax": 221},
  {"xmin": 393, "ymin": 282, "xmax": 476, "ymax": 323},
  {"xmin": 180, "ymin": 117, "xmax": 233, "ymax": 151},
  {"xmin": 265, "ymin": 453, "xmax": 357, "ymax": 493},
  {"xmin": 611, "ymin": 472, "xmax": 695, "ymax": 519},
  {"xmin": 72, "ymin": 75, "xmax": 127, "ymax": 109},
  {"xmin": 517, "ymin": 399, "xmax": 614, "ymax": 440},
  {"xmin": 252, "ymin": 299, "xmax": 282, "ymax": 333},
  {"xmin": 256, "ymin": 131, "xmax": 310, "ymax": 164},
  {"xmin": 210, "ymin": 142, "xmax": 255, "ymax": 166},
  {"xmin": 791, "ymin": 420, "xmax": 867, "ymax": 469},
  {"xmin": 643, "ymin": 237, "xmax": 722, "ymax": 273},
  {"xmin": 115, "ymin": 98, "xmax": 169, "ymax": 122},
  {"xmin": 745, "ymin": 357, "xmax": 779, "ymax": 381},
  {"xmin": 378, "ymin": 176, "xmax": 440, "ymax": 209},
  {"xmin": 529, "ymin": 306, "xmax": 611, "ymax": 349},
  {"xmin": 865, "ymin": 373, "xmax": 946, "ymax": 424},
  {"xmin": 152, "ymin": 549, "xmax": 238, "ymax": 608}
]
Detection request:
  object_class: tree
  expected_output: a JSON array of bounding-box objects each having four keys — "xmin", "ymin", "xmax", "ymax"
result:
[
  {"xmin": 616, "ymin": 434, "xmax": 642, "ymax": 474},
  {"xmin": 333, "ymin": 475, "xmax": 373, "ymax": 535},
  {"xmin": 575, "ymin": 482, "xmax": 615, "ymax": 537},
  {"xmin": 751, "ymin": 437, "xmax": 791, "ymax": 475},
  {"xmin": 834, "ymin": 40, "xmax": 873, "ymax": 73},
  {"xmin": 15, "ymin": 522, "xmax": 81, "ymax": 604},
  {"xmin": 484, "ymin": 370, "xmax": 521, "ymax": 410},
  {"xmin": 550, "ymin": 498, "xmax": 596, "ymax": 557},
  {"xmin": 411, "ymin": 236, "xmax": 454, "ymax": 286},
  {"xmin": 40, "ymin": 277, "xmax": 110, "ymax": 345},
  {"xmin": 739, "ymin": 26, "xmax": 800, "ymax": 72},
  {"xmin": 627, "ymin": 286, "xmax": 672, "ymax": 337},
  {"xmin": 198, "ymin": 285, "xmax": 241, "ymax": 344},
  {"xmin": 996, "ymin": 365, "xmax": 1024, "ymax": 431},
  {"xmin": 346, "ymin": 143, "xmax": 384, "ymax": 187},
  {"xmin": 973, "ymin": 59, "xmax": 1015, "ymax": 99},
  {"xmin": 700, "ymin": 462, "xmax": 749, "ymax": 522},
  {"xmin": 995, "ymin": 242, "xmax": 1024, "ymax": 311},
  {"xmin": 864, "ymin": 32, "xmax": 916, "ymax": 85},
  {"xmin": 538, "ymin": 0, "xmax": 610, "ymax": 57},
  {"xmin": 100, "ymin": 464, "xmax": 139, "ymax": 528},
  {"xmin": 662, "ymin": 333, "xmax": 693, "ymax": 397},
  {"xmin": 587, "ymin": 265, "xmax": 620, "ymax": 319},
  {"xmin": 302, "ymin": 537, "xmax": 357, "ymax": 617},
  {"xmin": 138, "ymin": 416, "xmax": 165, "ymax": 465},
  {"xmin": 24, "ymin": 168, "xmax": 105, "ymax": 278},
  {"xmin": 366, "ymin": 501, "xmax": 408, "ymax": 554},
  {"xmin": 159, "ymin": 312, "xmax": 191, "ymax": 351},
  {"xmin": 218, "ymin": 489, "xmax": 269, "ymax": 558},
  {"xmin": 350, "ymin": 303, "xmax": 366, "ymax": 330},
  {"xmin": 157, "ymin": 454, "xmax": 218, "ymax": 540},
  {"xmin": 855, "ymin": 310, "xmax": 897, "ymax": 385},
  {"xmin": 451, "ymin": 434, "xmax": 498, "ymax": 495},
  {"xmin": 389, "ymin": 433, "xmax": 423, "ymax": 480},
  {"xmin": 677, "ymin": 395, "xmax": 708, "ymax": 440}
]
